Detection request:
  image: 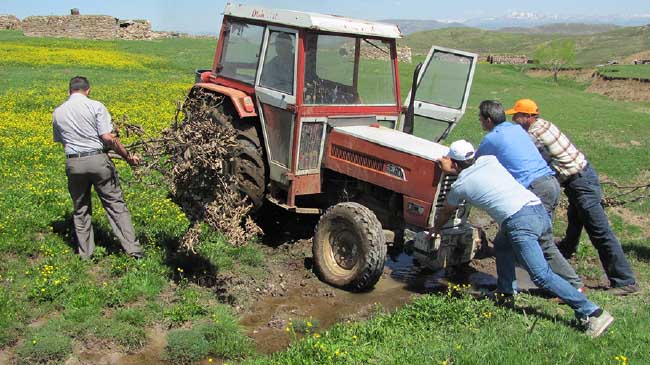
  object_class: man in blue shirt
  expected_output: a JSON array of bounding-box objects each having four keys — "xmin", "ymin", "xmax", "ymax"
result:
[
  {"xmin": 434, "ymin": 140, "xmax": 612, "ymax": 338},
  {"xmin": 475, "ymin": 100, "xmax": 583, "ymax": 292}
]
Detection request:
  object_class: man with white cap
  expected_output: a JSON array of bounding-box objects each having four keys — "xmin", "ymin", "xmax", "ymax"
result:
[{"xmin": 433, "ymin": 140, "xmax": 613, "ymax": 337}]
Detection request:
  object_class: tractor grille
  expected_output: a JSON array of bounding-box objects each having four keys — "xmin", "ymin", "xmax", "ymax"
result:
[
  {"xmin": 331, "ymin": 144, "xmax": 386, "ymax": 172},
  {"xmin": 435, "ymin": 174, "xmax": 457, "ymax": 208},
  {"xmin": 298, "ymin": 122, "xmax": 324, "ymax": 170}
]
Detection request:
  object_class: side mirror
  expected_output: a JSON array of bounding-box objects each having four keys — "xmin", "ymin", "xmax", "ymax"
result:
[{"xmin": 403, "ymin": 62, "xmax": 422, "ymax": 135}]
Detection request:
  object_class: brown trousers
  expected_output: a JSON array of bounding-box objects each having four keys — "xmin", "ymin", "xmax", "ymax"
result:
[{"xmin": 65, "ymin": 153, "xmax": 143, "ymax": 259}]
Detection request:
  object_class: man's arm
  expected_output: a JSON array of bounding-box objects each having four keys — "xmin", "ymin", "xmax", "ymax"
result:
[
  {"xmin": 52, "ymin": 116, "xmax": 63, "ymax": 144},
  {"xmin": 100, "ymin": 133, "xmax": 141, "ymax": 166},
  {"xmin": 437, "ymin": 156, "xmax": 458, "ymax": 175},
  {"xmin": 432, "ymin": 203, "xmax": 458, "ymax": 234}
]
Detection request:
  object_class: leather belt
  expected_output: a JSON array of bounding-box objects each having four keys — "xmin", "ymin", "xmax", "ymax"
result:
[
  {"xmin": 66, "ymin": 150, "xmax": 105, "ymax": 159},
  {"xmin": 560, "ymin": 162, "xmax": 589, "ymax": 186}
]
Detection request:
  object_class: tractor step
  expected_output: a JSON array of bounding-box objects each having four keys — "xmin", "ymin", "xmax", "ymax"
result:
[{"xmin": 267, "ymin": 196, "xmax": 322, "ymax": 214}]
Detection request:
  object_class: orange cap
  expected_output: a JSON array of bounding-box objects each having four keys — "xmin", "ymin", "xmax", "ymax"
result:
[{"xmin": 505, "ymin": 99, "xmax": 539, "ymax": 115}]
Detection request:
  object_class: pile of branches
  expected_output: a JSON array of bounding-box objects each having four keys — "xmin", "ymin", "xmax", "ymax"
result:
[
  {"xmin": 118, "ymin": 90, "xmax": 261, "ymax": 251},
  {"xmin": 601, "ymin": 180, "xmax": 650, "ymax": 207}
]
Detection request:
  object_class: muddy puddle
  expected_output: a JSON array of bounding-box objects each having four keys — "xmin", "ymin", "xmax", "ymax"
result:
[
  {"xmin": 54, "ymin": 247, "xmax": 538, "ymax": 365},
  {"xmin": 240, "ymin": 250, "xmax": 535, "ymax": 354}
]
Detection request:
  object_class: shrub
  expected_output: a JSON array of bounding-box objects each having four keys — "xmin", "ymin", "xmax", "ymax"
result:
[
  {"xmin": 164, "ymin": 328, "xmax": 210, "ymax": 364},
  {"xmin": 92, "ymin": 318, "xmax": 147, "ymax": 351},
  {"xmin": 164, "ymin": 287, "xmax": 208, "ymax": 325},
  {"xmin": 196, "ymin": 320, "xmax": 253, "ymax": 358},
  {"xmin": 16, "ymin": 329, "xmax": 72, "ymax": 365},
  {"xmin": 115, "ymin": 307, "xmax": 149, "ymax": 327}
]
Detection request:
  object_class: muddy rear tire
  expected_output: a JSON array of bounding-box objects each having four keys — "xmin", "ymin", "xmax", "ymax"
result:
[
  {"xmin": 208, "ymin": 110, "xmax": 267, "ymax": 210},
  {"xmin": 313, "ymin": 202, "xmax": 387, "ymax": 292}
]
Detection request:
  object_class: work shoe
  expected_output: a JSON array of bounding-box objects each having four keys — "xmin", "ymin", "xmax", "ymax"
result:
[
  {"xmin": 131, "ymin": 252, "xmax": 147, "ymax": 261},
  {"xmin": 581, "ymin": 309, "xmax": 614, "ymax": 338},
  {"xmin": 606, "ymin": 284, "xmax": 640, "ymax": 296}
]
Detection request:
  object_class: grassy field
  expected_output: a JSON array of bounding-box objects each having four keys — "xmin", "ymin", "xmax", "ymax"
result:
[
  {"xmin": 597, "ymin": 64, "xmax": 650, "ymax": 79},
  {"xmin": 0, "ymin": 30, "xmax": 649, "ymax": 365},
  {"xmin": 403, "ymin": 25, "xmax": 650, "ymax": 66}
]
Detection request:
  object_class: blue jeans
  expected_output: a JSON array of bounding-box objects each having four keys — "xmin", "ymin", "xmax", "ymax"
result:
[
  {"xmin": 495, "ymin": 204, "xmax": 599, "ymax": 318},
  {"xmin": 559, "ymin": 164, "xmax": 636, "ymax": 287},
  {"xmin": 528, "ymin": 174, "xmax": 583, "ymax": 289}
]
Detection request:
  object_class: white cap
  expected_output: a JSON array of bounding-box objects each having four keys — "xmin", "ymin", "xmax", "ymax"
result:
[{"xmin": 446, "ymin": 140, "xmax": 475, "ymax": 161}]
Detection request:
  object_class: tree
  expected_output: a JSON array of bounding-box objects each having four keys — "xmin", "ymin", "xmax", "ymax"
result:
[{"xmin": 534, "ymin": 39, "xmax": 576, "ymax": 82}]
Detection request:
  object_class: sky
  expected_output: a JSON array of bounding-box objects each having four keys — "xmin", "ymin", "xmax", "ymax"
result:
[{"xmin": 2, "ymin": 0, "xmax": 649, "ymax": 34}]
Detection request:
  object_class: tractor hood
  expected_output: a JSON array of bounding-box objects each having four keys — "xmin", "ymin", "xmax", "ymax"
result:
[{"xmin": 333, "ymin": 125, "xmax": 449, "ymax": 162}]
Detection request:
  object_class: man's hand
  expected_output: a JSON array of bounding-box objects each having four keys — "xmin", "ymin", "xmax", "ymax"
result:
[
  {"xmin": 101, "ymin": 133, "xmax": 140, "ymax": 167},
  {"xmin": 126, "ymin": 153, "xmax": 141, "ymax": 166},
  {"xmin": 432, "ymin": 203, "xmax": 458, "ymax": 235},
  {"xmin": 437, "ymin": 156, "xmax": 458, "ymax": 175}
]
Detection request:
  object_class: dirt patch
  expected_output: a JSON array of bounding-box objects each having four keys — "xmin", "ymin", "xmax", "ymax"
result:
[
  {"xmin": 0, "ymin": 349, "xmax": 12, "ymax": 365},
  {"xmin": 587, "ymin": 77, "xmax": 650, "ymax": 102},
  {"xmin": 623, "ymin": 51, "xmax": 650, "ymax": 64},
  {"xmin": 66, "ymin": 325, "xmax": 166, "ymax": 365},
  {"xmin": 610, "ymin": 206, "xmax": 650, "ymax": 235}
]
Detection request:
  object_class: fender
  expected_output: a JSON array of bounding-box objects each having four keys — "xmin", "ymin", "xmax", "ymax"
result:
[{"xmin": 194, "ymin": 81, "xmax": 257, "ymax": 118}]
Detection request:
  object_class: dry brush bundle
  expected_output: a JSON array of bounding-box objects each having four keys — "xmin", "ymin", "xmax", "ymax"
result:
[{"xmin": 118, "ymin": 89, "xmax": 262, "ymax": 250}]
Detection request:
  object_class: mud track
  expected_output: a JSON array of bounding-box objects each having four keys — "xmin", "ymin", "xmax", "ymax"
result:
[{"xmin": 221, "ymin": 208, "xmax": 507, "ymax": 353}]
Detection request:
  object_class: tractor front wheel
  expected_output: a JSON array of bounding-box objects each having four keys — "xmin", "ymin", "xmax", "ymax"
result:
[{"xmin": 313, "ymin": 202, "xmax": 387, "ymax": 292}]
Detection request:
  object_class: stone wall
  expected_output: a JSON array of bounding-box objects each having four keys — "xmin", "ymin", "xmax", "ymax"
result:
[
  {"xmin": 396, "ymin": 46, "xmax": 412, "ymax": 64},
  {"xmin": 486, "ymin": 55, "xmax": 528, "ymax": 65},
  {"xmin": 22, "ymin": 15, "xmax": 118, "ymax": 39},
  {"xmin": 117, "ymin": 20, "xmax": 153, "ymax": 40},
  {"xmin": 21, "ymin": 15, "xmax": 155, "ymax": 40},
  {"xmin": 341, "ymin": 43, "xmax": 412, "ymax": 64},
  {"xmin": 0, "ymin": 14, "xmax": 21, "ymax": 30},
  {"xmin": 359, "ymin": 45, "xmax": 412, "ymax": 64}
]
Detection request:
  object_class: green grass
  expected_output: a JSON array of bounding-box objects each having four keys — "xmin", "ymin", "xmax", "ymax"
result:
[
  {"xmin": 597, "ymin": 64, "xmax": 650, "ymax": 79},
  {"xmin": 243, "ymin": 290, "xmax": 650, "ymax": 364},
  {"xmin": 0, "ymin": 30, "xmax": 260, "ymax": 363},
  {"xmin": 1, "ymin": 29, "xmax": 649, "ymax": 365}
]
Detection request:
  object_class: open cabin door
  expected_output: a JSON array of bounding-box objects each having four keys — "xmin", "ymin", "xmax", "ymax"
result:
[
  {"xmin": 402, "ymin": 46, "xmax": 477, "ymax": 142},
  {"xmin": 254, "ymin": 27, "xmax": 299, "ymax": 186}
]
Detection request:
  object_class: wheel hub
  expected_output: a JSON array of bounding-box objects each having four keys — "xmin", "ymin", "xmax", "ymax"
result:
[{"xmin": 330, "ymin": 229, "xmax": 359, "ymax": 270}]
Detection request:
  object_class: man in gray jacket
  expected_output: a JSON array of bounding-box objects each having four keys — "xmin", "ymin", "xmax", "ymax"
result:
[{"xmin": 53, "ymin": 76, "xmax": 144, "ymax": 260}]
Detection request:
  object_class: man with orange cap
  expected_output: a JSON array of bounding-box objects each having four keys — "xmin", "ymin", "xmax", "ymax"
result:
[{"xmin": 507, "ymin": 98, "xmax": 639, "ymax": 296}]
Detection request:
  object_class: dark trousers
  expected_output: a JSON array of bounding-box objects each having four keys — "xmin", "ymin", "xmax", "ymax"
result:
[
  {"xmin": 559, "ymin": 164, "xmax": 636, "ymax": 287},
  {"xmin": 66, "ymin": 154, "xmax": 143, "ymax": 259}
]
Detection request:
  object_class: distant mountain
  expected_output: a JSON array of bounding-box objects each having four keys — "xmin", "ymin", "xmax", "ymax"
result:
[
  {"xmin": 497, "ymin": 23, "xmax": 621, "ymax": 35},
  {"xmin": 463, "ymin": 13, "xmax": 650, "ymax": 29},
  {"xmin": 379, "ymin": 19, "xmax": 464, "ymax": 35},
  {"xmin": 379, "ymin": 13, "xmax": 650, "ymax": 36}
]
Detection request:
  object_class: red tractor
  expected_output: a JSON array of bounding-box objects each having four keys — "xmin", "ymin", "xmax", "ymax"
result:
[{"xmin": 190, "ymin": 3, "xmax": 479, "ymax": 291}]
